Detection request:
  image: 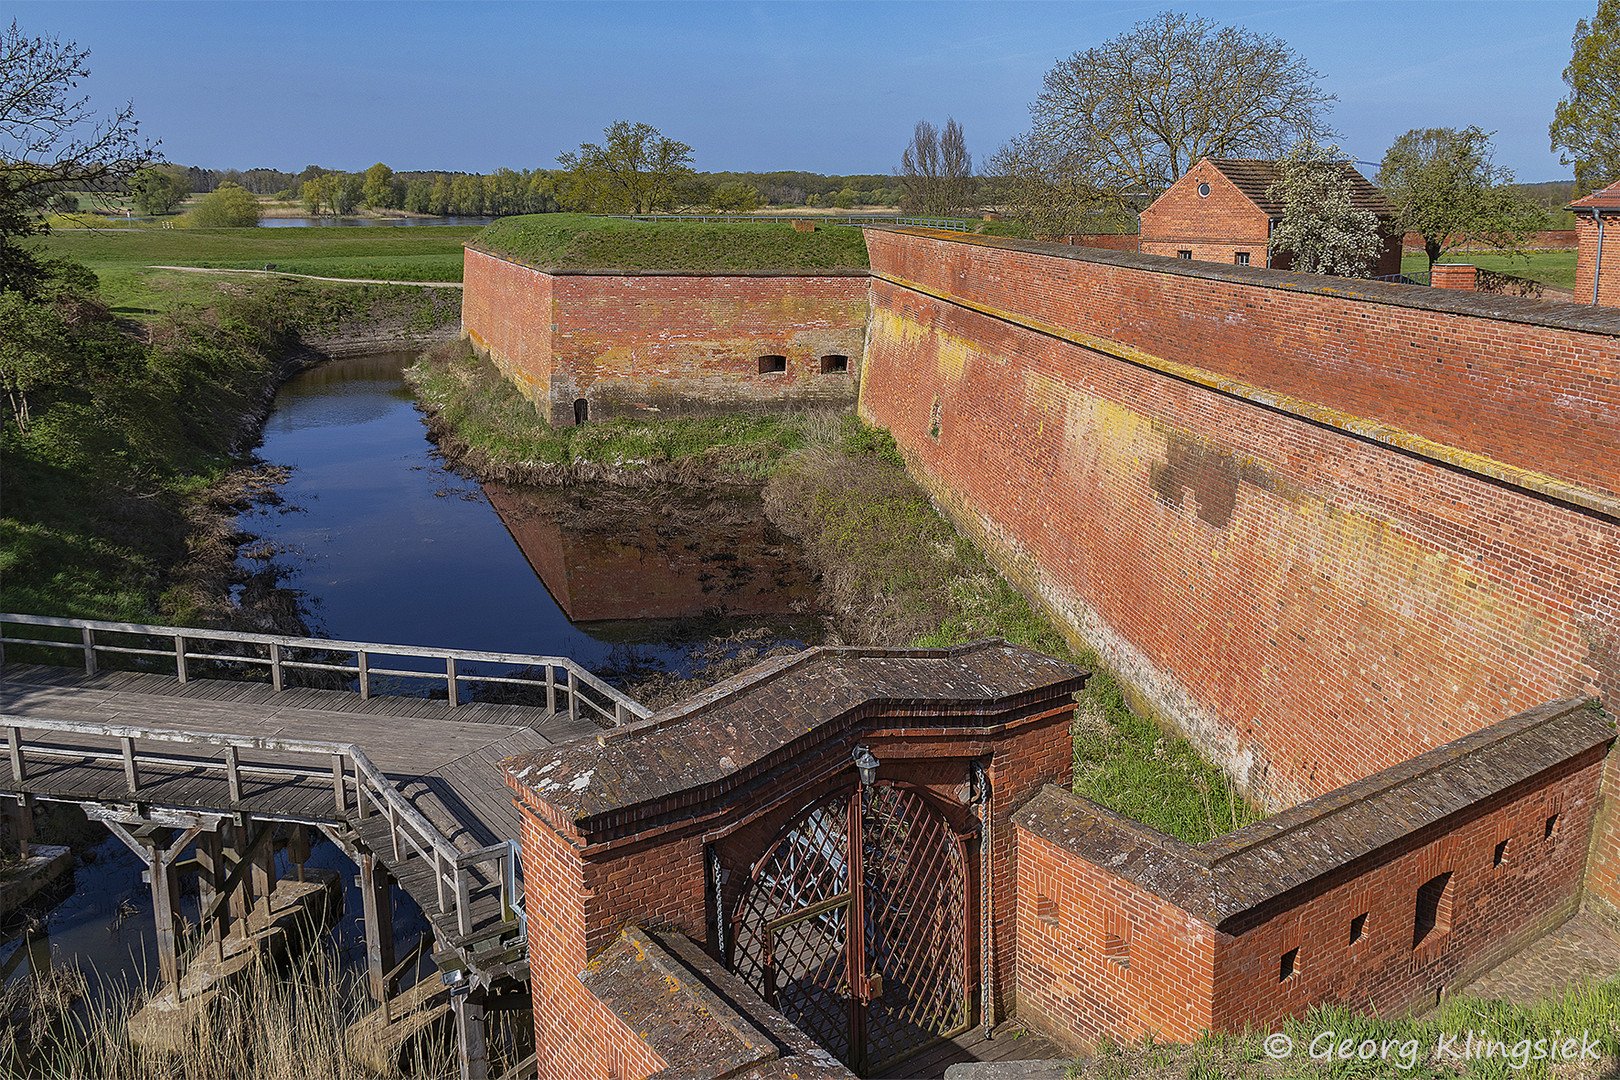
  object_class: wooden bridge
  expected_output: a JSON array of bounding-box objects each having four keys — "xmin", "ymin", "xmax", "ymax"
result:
[{"xmin": 0, "ymin": 614, "xmax": 652, "ymax": 1079}]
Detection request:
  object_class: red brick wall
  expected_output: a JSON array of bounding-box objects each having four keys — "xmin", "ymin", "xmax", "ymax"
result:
[
  {"xmin": 1017, "ymin": 828, "xmax": 1219, "ymax": 1045},
  {"xmin": 1587, "ymin": 750, "xmax": 1620, "ymax": 932},
  {"xmin": 861, "ymin": 230, "xmax": 1619, "ymax": 808},
  {"xmin": 1140, "ymin": 159, "xmax": 1402, "ymax": 276},
  {"xmin": 1065, "ymin": 235, "xmax": 1140, "ymax": 253},
  {"xmin": 514, "ymin": 806, "xmax": 668, "ymax": 1080},
  {"xmin": 1015, "ymin": 741, "xmax": 1608, "ymax": 1047},
  {"xmin": 462, "ymin": 247, "xmax": 868, "ymax": 425},
  {"xmin": 1431, "ymin": 263, "xmax": 1477, "ymax": 290},
  {"xmin": 1575, "ymin": 215, "xmax": 1620, "ymax": 307}
]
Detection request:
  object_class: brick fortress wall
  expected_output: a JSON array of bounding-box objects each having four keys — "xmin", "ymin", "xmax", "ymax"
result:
[
  {"xmin": 462, "ymin": 246, "xmax": 869, "ymax": 425},
  {"xmin": 859, "ymin": 228, "xmax": 1620, "ymax": 810},
  {"xmin": 1013, "ymin": 701, "xmax": 1613, "ymax": 1047}
]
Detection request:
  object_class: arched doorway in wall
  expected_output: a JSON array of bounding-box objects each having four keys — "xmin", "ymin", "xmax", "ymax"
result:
[
  {"xmin": 573, "ymin": 397, "xmax": 589, "ymax": 425},
  {"xmin": 731, "ymin": 780, "xmax": 973, "ymax": 1076}
]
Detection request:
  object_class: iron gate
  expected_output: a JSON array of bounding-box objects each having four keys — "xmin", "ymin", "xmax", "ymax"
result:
[{"xmin": 731, "ymin": 781, "xmax": 972, "ymax": 1075}]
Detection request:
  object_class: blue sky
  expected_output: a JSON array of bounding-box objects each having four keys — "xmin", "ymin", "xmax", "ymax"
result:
[{"xmin": 13, "ymin": 1, "xmax": 1591, "ymax": 181}]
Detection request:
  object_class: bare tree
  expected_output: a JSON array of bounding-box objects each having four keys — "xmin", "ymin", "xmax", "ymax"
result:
[
  {"xmin": 1, "ymin": 20, "xmax": 154, "ymax": 292},
  {"xmin": 898, "ymin": 118, "xmax": 976, "ymax": 217},
  {"xmin": 993, "ymin": 11, "xmax": 1335, "ymax": 231}
]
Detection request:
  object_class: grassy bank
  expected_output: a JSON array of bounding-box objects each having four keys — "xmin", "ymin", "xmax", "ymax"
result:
[
  {"xmin": 1064, "ymin": 976, "xmax": 1619, "ymax": 1078},
  {"xmin": 2, "ymin": 266, "xmax": 459, "ymax": 626},
  {"xmin": 473, "ymin": 213, "xmax": 870, "ymax": 272},
  {"xmin": 409, "ymin": 342, "xmax": 1254, "ymax": 843},
  {"xmin": 1402, "ymin": 250, "xmax": 1578, "ymax": 290},
  {"xmin": 407, "ymin": 340, "xmax": 824, "ymax": 484}
]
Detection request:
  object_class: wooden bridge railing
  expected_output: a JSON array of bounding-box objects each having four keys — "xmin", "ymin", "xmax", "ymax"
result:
[
  {"xmin": 0, "ymin": 614, "xmax": 653, "ymax": 726},
  {"xmin": 1, "ymin": 712, "xmax": 520, "ymax": 941}
]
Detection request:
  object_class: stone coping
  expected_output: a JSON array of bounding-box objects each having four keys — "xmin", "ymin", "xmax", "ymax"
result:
[
  {"xmin": 464, "ymin": 243, "xmax": 871, "ymax": 278},
  {"xmin": 867, "ymin": 226, "xmax": 1620, "ymax": 338},
  {"xmin": 505, "ymin": 640, "xmax": 1087, "ymax": 831},
  {"xmin": 580, "ymin": 926, "xmax": 855, "ymax": 1080},
  {"xmin": 1013, "ymin": 698, "xmax": 1614, "ymax": 931}
]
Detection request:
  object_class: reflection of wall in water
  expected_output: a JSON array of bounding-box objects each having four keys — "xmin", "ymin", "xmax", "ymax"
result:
[{"xmin": 484, "ymin": 484, "xmax": 818, "ymax": 622}]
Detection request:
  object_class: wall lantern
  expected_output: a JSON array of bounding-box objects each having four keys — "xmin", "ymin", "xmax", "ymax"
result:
[{"xmin": 852, "ymin": 745, "xmax": 880, "ymax": 787}]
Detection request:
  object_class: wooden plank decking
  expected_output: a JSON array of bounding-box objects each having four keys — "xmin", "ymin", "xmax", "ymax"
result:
[{"xmin": 0, "ymin": 663, "xmax": 603, "ymax": 974}]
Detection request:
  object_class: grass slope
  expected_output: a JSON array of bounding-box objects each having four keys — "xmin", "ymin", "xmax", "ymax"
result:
[{"xmin": 473, "ymin": 213, "xmax": 871, "ymax": 272}]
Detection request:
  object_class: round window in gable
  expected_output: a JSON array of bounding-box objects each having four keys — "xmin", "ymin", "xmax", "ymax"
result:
[{"xmin": 1197, "ymin": 182, "xmax": 1211, "ymax": 197}]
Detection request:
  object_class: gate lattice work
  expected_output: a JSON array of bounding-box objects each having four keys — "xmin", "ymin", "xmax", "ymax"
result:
[{"xmin": 732, "ymin": 781, "xmax": 971, "ymax": 1075}]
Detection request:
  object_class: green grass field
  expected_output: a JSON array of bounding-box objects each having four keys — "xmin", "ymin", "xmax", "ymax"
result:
[{"xmin": 1403, "ymin": 249, "xmax": 1578, "ymax": 290}]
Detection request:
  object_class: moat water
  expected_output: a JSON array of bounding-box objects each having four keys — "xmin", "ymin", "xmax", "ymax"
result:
[{"xmin": 6, "ymin": 350, "xmax": 821, "ymax": 995}]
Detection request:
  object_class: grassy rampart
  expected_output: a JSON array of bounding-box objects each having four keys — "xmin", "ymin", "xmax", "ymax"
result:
[{"xmin": 471, "ymin": 213, "xmax": 870, "ymax": 272}]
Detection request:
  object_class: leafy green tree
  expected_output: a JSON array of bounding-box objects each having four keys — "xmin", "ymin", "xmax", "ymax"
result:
[
  {"xmin": 403, "ymin": 176, "xmax": 433, "ymax": 214},
  {"xmin": 300, "ymin": 175, "xmax": 327, "ymax": 215},
  {"xmin": 1, "ymin": 21, "xmax": 154, "ymax": 293},
  {"xmin": 1550, "ymin": 0, "xmax": 1620, "ymax": 194},
  {"xmin": 992, "ymin": 11, "xmax": 1335, "ymax": 230},
  {"xmin": 712, "ymin": 181, "xmax": 760, "ymax": 213},
  {"xmin": 129, "ymin": 165, "xmax": 190, "ymax": 216},
  {"xmin": 362, "ymin": 162, "xmax": 397, "ymax": 209},
  {"xmin": 189, "ymin": 181, "xmax": 260, "ymax": 227},
  {"xmin": 1266, "ymin": 140, "xmax": 1382, "ymax": 277},
  {"xmin": 1377, "ymin": 127, "xmax": 1547, "ymax": 270},
  {"xmin": 428, "ymin": 174, "xmax": 451, "ymax": 216},
  {"xmin": 557, "ymin": 121, "xmax": 695, "ymax": 213}
]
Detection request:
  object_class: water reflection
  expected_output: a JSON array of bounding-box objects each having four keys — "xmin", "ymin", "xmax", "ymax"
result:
[{"xmin": 485, "ymin": 484, "xmax": 818, "ymax": 623}]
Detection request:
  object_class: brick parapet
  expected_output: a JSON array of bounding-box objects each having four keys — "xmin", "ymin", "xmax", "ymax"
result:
[{"xmin": 1012, "ymin": 700, "xmax": 1614, "ymax": 1043}]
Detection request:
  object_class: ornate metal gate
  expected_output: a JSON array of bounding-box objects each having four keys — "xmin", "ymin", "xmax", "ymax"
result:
[{"xmin": 731, "ymin": 780, "xmax": 972, "ymax": 1075}]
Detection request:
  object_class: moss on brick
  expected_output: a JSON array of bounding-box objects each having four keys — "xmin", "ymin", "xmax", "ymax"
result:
[{"xmin": 472, "ymin": 214, "xmax": 871, "ymax": 273}]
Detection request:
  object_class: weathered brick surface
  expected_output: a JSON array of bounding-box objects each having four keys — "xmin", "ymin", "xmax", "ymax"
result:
[
  {"xmin": 1575, "ymin": 214, "xmax": 1620, "ymax": 307},
  {"xmin": 860, "ymin": 228, "xmax": 1620, "ymax": 808},
  {"xmin": 1013, "ymin": 701, "xmax": 1614, "ymax": 1045},
  {"xmin": 505, "ymin": 642, "xmax": 1087, "ymax": 1075},
  {"xmin": 462, "ymin": 247, "xmax": 868, "ymax": 425},
  {"xmin": 1431, "ymin": 263, "xmax": 1477, "ymax": 290},
  {"xmin": 1586, "ymin": 747, "xmax": 1620, "ymax": 933}
]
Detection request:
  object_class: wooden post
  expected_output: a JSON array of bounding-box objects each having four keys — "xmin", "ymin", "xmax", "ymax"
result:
[
  {"xmin": 146, "ymin": 842, "xmax": 182, "ymax": 996},
  {"xmin": 196, "ymin": 829, "xmax": 227, "ymax": 962},
  {"xmin": 81, "ymin": 626, "xmax": 96, "ymax": 675},
  {"xmin": 453, "ymin": 988, "xmax": 489, "ymax": 1080},
  {"xmin": 288, "ymin": 825, "xmax": 310, "ymax": 884},
  {"xmin": 455, "ymin": 867, "xmax": 473, "ymax": 936},
  {"xmin": 567, "ymin": 667, "xmax": 579, "ymax": 723},
  {"xmin": 174, "ymin": 634, "xmax": 188, "ymax": 684},
  {"xmin": 434, "ymin": 847, "xmax": 450, "ymax": 912},
  {"xmin": 269, "ymin": 641, "xmax": 283, "ymax": 693},
  {"xmin": 121, "ymin": 737, "xmax": 139, "ymax": 794},
  {"xmin": 252, "ymin": 829, "xmax": 276, "ymax": 906},
  {"xmin": 545, "ymin": 666, "xmax": 556, "ymax": 714},
  {"xmin": 11, "ymin": 795, "xmax": 33, "ymax": 859},
  {"xmin": 224, "ymin": 745, "xmax": 242, "ymax": 803},
  {"xmin": 357, "ymin": 650, "xmax": 370, "ymax": 699},
  {"xmin": 7, "ymin": 726, "xmax": 24, "ymax": 783},
  {"xmin": 359, "ymin": 852, "xmax": 395, "ymax": 1005},
  {"xmin": 224, "ymin": 821, "xmax": 253, "ymax": 921},
  {"xmin": 333, "ymin": 755, "xmax": 348, "ymax": 813},
  {"xmin": 446, "ymin": 656, "xmax": 459, "ymax": 707}
]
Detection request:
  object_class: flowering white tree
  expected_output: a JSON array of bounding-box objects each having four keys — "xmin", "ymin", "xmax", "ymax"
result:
[{"xmin": 1267, "ymin": 140, "xmax": 1381, "ymax": 277}]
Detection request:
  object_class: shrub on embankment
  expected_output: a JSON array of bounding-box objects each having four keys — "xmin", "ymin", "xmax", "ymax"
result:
[
  {"xmin": 408, "ymin": 340, "xmax": 1256, "ymax": 842},
  {"xmin": 471, "ymin": 213, "xmax": 871, "ymax": 272},
  {"xmin": 0, "ymin": 263, "xmax": 458, "ymax": 624}
]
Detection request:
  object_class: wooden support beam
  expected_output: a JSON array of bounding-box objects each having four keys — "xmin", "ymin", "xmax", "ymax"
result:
[
  {"xmin": 195, "ymin": 829, "xmax": 227, "ymax": 962},
  {"xmin": 453, "ymin": 988, "xmax": 488, "ymax": 1080},
  {"xmin": 203, "ymin": 821, "xmax": 274, "ymax": 928},
  {"xmin": 359, "ymin": 852, "xmax": 395, "ymax": 1006},
  {"xmin": 252, "ymin": 828, "xmax": 276, "ymax": 903},
  {"xmin": 288, "ymin": 823, "xmax": 310, "ymax": 884},
  {"xmin": 145, "ymin": 843, "xmax": 182, "ymax": 995}
]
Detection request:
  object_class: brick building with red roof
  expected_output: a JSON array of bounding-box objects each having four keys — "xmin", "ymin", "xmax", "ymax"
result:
[{"xmin": 1139, "ymin": 157, "xmax": 1404, "ymax": 276}]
